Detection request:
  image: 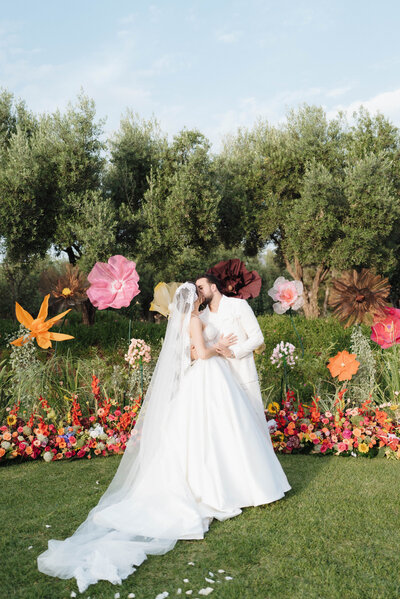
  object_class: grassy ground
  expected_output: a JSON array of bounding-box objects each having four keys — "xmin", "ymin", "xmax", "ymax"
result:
[{"xmin": 1, "ymin": 455, "xmax": 399, "ymax": 599}]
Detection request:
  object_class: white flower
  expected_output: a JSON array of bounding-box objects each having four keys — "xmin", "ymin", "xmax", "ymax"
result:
[
  {"xmin": 89, "ymin": 425, "xmax": 104, "ymax": 439},
  {"xmin": 43, "ymin": 451, "xmax": 53, "ymax": 463},
  {"xmin": 1, "ymin": 441, "xmax": 10, "ymax": 450}
]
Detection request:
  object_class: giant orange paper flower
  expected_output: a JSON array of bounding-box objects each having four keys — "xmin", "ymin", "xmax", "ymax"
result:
[
  {"xmin": 327, "ymin": 350, "xmax": 360, "ymax": 381},
  {"xmin": 10, "ymin": 294, "xmax": 74, "ymax": 349}
]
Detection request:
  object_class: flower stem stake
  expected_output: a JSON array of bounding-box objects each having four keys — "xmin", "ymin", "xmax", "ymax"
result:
[{"xmin": 288, "ymin": 308, "xmax": 304, "ymax": 358}]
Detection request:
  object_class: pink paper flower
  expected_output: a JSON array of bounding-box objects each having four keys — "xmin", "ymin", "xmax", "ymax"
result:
[
  {"xmin": 371, "ymin": 307, "xmax": 400, "ymax": 348},
  {"xmin": 268, "ymin": 277, "xmax": 304, "ymax": 314},
  {"xmin": 87, "ymin": 255, "xmax": 140, "ymax": 310}
]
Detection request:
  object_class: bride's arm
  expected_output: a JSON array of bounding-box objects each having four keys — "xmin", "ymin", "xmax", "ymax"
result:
[{"xmin": 189, "ymin": 317, "xmax": 218, "ymax": 360}]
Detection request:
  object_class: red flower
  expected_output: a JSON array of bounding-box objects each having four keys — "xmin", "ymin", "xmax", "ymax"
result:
[
  {"xmin": 371, "ymin": 307, "xmax": 400, "ymax": 348},
  {"xmin": 206, "ymin": 259, "xmax": 262, "ymax": 299}
]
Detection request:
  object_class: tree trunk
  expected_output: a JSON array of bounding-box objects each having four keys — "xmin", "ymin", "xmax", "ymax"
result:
[
  {"xmin": 284, "ymin": 256, "xmax": 330, "ymax": 319},
  {"xmin": 81, "ymin": 298, "xmax": 96, "ymax": 326}
]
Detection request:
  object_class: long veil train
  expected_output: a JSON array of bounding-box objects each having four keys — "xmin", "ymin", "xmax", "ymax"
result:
[{"xmin": 37, "ymin": 283, "xmax": 198, "ymax": 592}]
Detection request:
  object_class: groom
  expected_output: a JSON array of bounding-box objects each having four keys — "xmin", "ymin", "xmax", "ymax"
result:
[{"xmin": 195, "ymin": 273, "xmax": 266, "ymax": 422}]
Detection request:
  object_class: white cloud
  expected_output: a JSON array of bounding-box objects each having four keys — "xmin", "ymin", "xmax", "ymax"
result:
[
  {"xmin": 215, "ymin": 30, "xmax": 242, "ymax": 43},
  {"xmin": 327, "ymin": 88, "xmax": 400, "ymax": 125}
]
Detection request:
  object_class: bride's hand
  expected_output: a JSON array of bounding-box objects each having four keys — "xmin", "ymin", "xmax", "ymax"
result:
[{"xmin": 217, "ymin": 333, "xmax": 238, "ymax": 349}]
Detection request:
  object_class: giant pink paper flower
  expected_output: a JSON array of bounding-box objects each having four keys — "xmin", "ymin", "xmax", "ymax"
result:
[
  {"xmin": 87, "ymin": 255, "xmax": 140, "ymax": 310},
  {"xmin": 371, "ymin": 307, "xmax": 400, "ymax": 348},
  {"xmin": 268, "ymin": 276, "xmax": 303, "ymax": 314}
]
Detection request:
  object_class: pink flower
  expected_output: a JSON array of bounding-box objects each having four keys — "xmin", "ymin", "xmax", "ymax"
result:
[
  {"xmin": 87, "ymin": 255, "xmax": 140, "ymax": 310},
  {"xmin": 342, "ymin": 429, "xmax": 352, "ymax": 439},
  {"xmin": 268, "ymin": 277, "xmax": 304, "ymax": 314},
  {"xmin": 337, "ymin": 442, "xmax": 347, "ymax": 452},
  {"xmin": 371, "ymin": 307, "xmax": 400, "ymax": 348}
]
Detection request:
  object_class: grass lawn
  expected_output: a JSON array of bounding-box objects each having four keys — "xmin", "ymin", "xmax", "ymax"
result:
[{"xmin": 1, "ymin": 455, "xmax": 399, "ymax": 599}]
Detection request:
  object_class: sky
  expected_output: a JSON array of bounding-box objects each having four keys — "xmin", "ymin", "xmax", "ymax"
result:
[{"xmin": 1, "ymin": 0, "xmax": 400, "ymax": 149}]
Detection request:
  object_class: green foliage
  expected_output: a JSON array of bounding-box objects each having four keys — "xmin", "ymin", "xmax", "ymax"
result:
[{"xmin": 256, "ymin": 314, "xmax": 354, "ymax": 403}]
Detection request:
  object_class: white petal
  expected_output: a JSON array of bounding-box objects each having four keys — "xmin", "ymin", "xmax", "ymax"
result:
[
  {"xmin": 188, "ymin": 562, "xmax": 195, "ymax": 565},
  {"xmin": 205, "ymin": 578, "xmax": 214, "ymax": 583},
  {"xmin": 225, "ymin": 576, "xmax": 233, "ymax": 580},
  {"xmin": 70, "ymin": 593, "xmax": 77, "ymax": 598},
  {"xmin": 217, "ymin": 570, "xmax": 225, "ymax": 573},
  {"xmin": 177, "ymin": 590, "xmax": 182, "ymax": 595},
  {"xmin": 114, "ymin": 593, "xmax": 120, "ymax": 599},
  {"xmin": 28, "ymin": 545, "xmax": 33, "ymax": 550},
  {"xmin": 128, "ymin": 594, "xmax": 136, "ymax": 598},
  {"xmin": 185, "ymin": 592, "xmax": 193, "ymax": 596},
  {"xmin": 273, "ymin": 302, "xmax": 288, "ymax": 314},
  {"xmin": 45, "ymin": 525, "xmax": 51, "ymax": 528},
  {"xmin": 183, "ymin": 579, "xmax": 189, "ymax": 583},
  {"xmin": 208, "ymin": 572, "xmax": 214, "ymax": 577},
  {"xmin": 199, "ymin": 588, "xmax": 214, "ymax": 596}
]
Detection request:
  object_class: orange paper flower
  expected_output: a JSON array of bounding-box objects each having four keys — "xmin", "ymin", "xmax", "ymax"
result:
[
  {"xmin": 327, "ymin": 350, "xmax": 360, "ymax": 381},
  {"xmin": 10, "ymin": 294, "xmax": 74, "ymax": 349}
]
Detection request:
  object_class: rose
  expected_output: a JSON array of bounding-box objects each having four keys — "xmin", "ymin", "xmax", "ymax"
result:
[{"xmin": 43, "ymin": 451, "xmax": 53, "ymax": 462}]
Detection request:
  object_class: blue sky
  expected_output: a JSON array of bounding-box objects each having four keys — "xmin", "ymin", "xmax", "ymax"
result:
[{"xmin": 1, "ymin": 0, "xmax": 400, "ymax": 148}]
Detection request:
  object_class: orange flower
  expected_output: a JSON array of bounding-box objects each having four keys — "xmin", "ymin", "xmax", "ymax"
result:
[
  {"xmin": 10, "ymin": 294, "xmax": 74, "ymax": 349},
  {"xmin": 327, "ymin": 351, "xmax": 360, "ymax": 381},
  {"xmin": 0, "ymin": 448, "xmax": 5, "ymax": 458},
  {"xmin": 25, "ymin": 446, "xmax": 33, "ymax": 455},
  {"xmin": 3, "ymin": 431, "xmax": 11, "ymax": 441},
  {"xmin": 353, "ymin": 428, "xmax": 362, "ymax": 437}
]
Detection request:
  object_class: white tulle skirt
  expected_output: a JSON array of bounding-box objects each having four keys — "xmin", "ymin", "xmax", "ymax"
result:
[{"xmin": 38, "ymin": 356, "xmax": 290, "ymax": 592}]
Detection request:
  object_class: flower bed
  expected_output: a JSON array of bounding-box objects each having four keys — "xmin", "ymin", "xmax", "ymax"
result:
[
  {"xmin": 266, "ymin": 391, "xmax": 400, "ymax": 460},
  {"xmin": 0, "ymin": 376, "xmax": 142, "ymax": 463}
]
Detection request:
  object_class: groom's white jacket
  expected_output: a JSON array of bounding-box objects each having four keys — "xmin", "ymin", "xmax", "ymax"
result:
[{"xmin": 200, "ymin": 295, "xmax": 265, "ymax": 417}]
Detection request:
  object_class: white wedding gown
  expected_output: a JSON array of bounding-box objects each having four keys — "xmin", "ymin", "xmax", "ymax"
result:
[{"xmin": 38, "ymin": 322, "xmax": 291, "ymax": 592}]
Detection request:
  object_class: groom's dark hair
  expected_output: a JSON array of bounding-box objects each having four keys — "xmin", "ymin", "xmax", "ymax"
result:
[{"xmin": 196, "ymin": 273, "xmax": 222, "ymax": 293}]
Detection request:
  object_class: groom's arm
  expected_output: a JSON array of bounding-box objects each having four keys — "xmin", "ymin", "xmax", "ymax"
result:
[{"xmin": 230, "ymin": 300, "xmax": 264, "ymax": 360}]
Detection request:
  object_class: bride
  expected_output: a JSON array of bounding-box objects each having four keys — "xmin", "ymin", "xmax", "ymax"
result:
[{"xmin": 38, "ymin": 282, "xmax": 291, "ymax": 592}]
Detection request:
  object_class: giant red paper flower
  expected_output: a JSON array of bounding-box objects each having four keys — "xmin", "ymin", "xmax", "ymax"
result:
[
  {"xmin": 371, "ymin": 307, "xmax": 400, "ymax": 349},
  {"xmin": 207, "ymin": 259, "xmax": 261, "ymax": 299},
  {"xmin": 87, "ymin": 255, "xmax": 140, "ymax": 310}
]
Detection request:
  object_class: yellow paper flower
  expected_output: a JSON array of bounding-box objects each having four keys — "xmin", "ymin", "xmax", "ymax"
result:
[
  {"xmin": 267, "ymin": 402, "xmax": 280, "ymax": 415},
  {"xmin": 149, "ymin": 282, "xmax": 182, "ymax": 317},
  {"xmin": 10, "ymin": 294, "xmax": 74, "ymax": 349},
  {"xmin": 7, "ymin": 414, "xmax": 17, "ymax": 426},
  {"xmin": 358, "ymin": 442, "xmax": 369, "ymax": 453}
]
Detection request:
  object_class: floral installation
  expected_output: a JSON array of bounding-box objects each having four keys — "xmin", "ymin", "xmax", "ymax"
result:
[
  {"xmin": 87, "ymin": 255, "xmax": 140, "ymax": 310},
  {"xmin": 125, "ymin": 338, "xmax": 152, "ymax": 369},
  {"xmin": 370, "ymin": 307, "xmax": 400, "ymax": 348},
  {"xmin": 268, "ymin": 276, "xmax": 304, "ymax": 315},
  {"xmin": 327, "ymin": 350, "xmax": 360, "ymax": 382},
  {"xmin": 329, "ymin": 269, "xmax": 390, "ymax": 328},
  {"xmin": 149, "ymin": 282, "xmax": 182, "ymax": 318},
  {"xmin": 0, "ymin": 377, "xmax": 142, "ymax": 463},
  {"xmin": 270, "ymin": 341, "xmax": 298, "ymax": 369},
  {"xmin": 10, "ymin": 294, "xmax": 74, "ymax": 349},
  {"xmin": 206, "ymin": 258, "xmax": 262, "ymax": 300},
  {"xmin": 39, "ymin": 263, "xmax": 89, "ymax": 310},
  {"xmin": 265, "ymin": 390, "xmax": 400, "ymax": 460}
]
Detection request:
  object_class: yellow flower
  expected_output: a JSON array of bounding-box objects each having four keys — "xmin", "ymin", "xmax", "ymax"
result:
[
  {"xmin": 10, "ymin": 294, "xmax": 74, "ymax": 349},
  {"xmin": 267, "ymin": 402, "xmax": 280, "ymax": 415},
  {"xmin": 149, "ymin": 282, "xmax": 182, "ymax": 317},
  {"xmin": 7, "ymin": 414, "xmax": 17, "ymax": 426},
  {"xmin": 62, "ymin": 287, "xmax": 72, "ymax": 297},
  {"xmin": 358, "ymin": 442, "xmax": 369, "ymax": 454}
]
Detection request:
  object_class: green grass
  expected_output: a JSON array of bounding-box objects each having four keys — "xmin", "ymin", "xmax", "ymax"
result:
[{"xmin": 1, "ymin": 455, "xmax": 399, "ymax": 599}]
